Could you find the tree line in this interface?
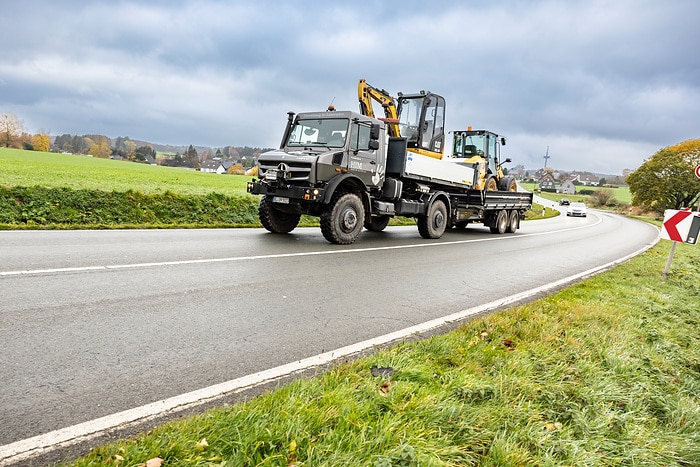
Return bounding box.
[1,112,270,170]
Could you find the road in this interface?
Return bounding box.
[0,208,659,463]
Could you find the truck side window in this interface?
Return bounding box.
[351,123,372,151]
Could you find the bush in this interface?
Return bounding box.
[0,186,261,227]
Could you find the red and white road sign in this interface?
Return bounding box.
[661,209,700,244]
[695,165,700,179]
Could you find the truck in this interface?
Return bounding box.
[246,87,532,245]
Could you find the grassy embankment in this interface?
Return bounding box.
[0,148,552,229]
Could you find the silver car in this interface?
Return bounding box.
[567,202,587,217]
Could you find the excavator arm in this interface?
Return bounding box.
[358,79,401,137]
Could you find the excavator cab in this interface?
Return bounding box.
[358,79,445,159]
[396,91,446,158]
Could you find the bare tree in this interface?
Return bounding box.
[0,113,24,148]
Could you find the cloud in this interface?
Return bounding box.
[1,0,698,174]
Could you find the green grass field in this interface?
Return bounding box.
[0,147,252,196]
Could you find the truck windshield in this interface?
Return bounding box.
[287,118,349,148]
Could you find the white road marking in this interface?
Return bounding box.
[0,224,659,465]
[0,218,603,277]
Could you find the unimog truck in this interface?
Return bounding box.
[246,106,532,244]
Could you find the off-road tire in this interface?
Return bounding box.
[364,215,391,232]
[485,176,498,191]
[418,199,447,239]
[489,209,508,234]
[499,176,517,192]
[258,196,301,233]
[320,192,365,244]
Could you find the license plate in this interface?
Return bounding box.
[265,169,278,180]
[273,196,289,204]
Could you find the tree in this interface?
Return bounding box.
[183,144,200,169]
[32,133,51,152]
[134,145,156,162]
[0,113,24,148]
[88,139,112,159]
[627,139,700,211]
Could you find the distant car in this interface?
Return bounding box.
[567,202,587,217]
[559,198,570,206]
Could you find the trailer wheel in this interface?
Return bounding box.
[365,215,391,232]
[418,199,447,239]
[259,196,301,233]
[506,210,520,233]
[489,209,508,234]
[320,192,365,244]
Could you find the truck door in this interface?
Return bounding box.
[348,121,385,187]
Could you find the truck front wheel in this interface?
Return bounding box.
[259,196,301,234]
[418,199,447,239]
[321,192,365,244]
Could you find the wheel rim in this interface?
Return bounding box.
[433,210,445,229]
[340,207,358,233]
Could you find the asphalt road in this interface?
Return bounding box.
[0,208,659,462]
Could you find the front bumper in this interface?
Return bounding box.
[247,179,325,202]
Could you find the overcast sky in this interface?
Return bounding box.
[1,1,698,174]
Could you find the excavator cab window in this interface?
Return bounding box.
[397,93,445,154]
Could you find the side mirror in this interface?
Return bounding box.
[504,158,512,163]
[501,137,506,146]
[370,123,381,140]
[368,140,380,150]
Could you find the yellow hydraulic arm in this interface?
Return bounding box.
[358,79,401,138]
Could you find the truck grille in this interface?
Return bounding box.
[259,159,313,183]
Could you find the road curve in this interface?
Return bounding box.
[0,208,659,464]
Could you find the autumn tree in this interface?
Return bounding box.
[627,139,700,211]
[0,113,24,148]
[32,133,51,152]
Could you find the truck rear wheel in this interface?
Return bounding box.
[320,192,365,244]
[418,199,447,239]
[259,196,301,233]
[506,210,520,233]
[489,209,508,234]
[365,215,391,232]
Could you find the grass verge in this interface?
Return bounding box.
[58,239,699,467]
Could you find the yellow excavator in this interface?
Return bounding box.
[358,78,445,160]
[358,79,514,191]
